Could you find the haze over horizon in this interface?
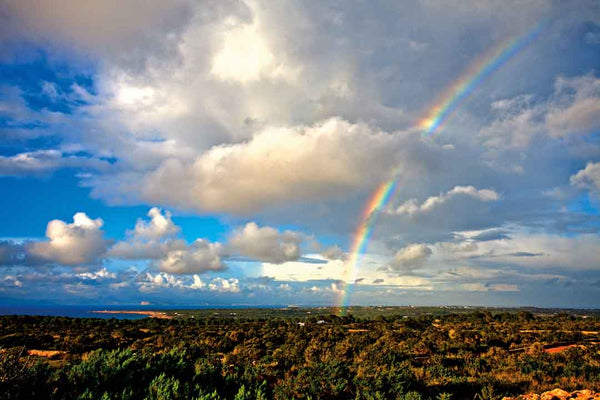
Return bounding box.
[1,0,599,308]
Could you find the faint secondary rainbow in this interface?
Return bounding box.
[336,24,544,314]
[419,23,544,136]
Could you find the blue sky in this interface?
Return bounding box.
[1,0,599,307]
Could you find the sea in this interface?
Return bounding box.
[0,305,154,319]
[0,304,283,319]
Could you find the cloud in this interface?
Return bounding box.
[137,272,239,293]
[460,283,519,292]
[470,229,511,242]
[0,241,27,266]
[482,74,600,149]
[207,277,241,293]
[127,119,424,213]
[28,213,111,266]
[392,185,500,216]
[229,222,302,263]
[464,231,600,271]
[131,207,180,240]
[211,21,297,84]
[154,239,225,274]
[570,162,600,195]
[0,150,63,175]
[320,245,347,261]
[507,252,543,257]
[2,275,23,288]
[107,207,225,274]
[5,1,589,242]
[51,208,316,273]
[109,238,187,260]
[77,267,116,281]
[278,283,292,291]
[386,244,432,275]
[377,183,505,244]
[0,150,108,176]
[441,241,478,253]
[2,0,192,70]
[2,1,600,307]
[260,255,346,282]
[137,272,186,292]
[545,75,600,138]
[108,207,186,260]
[305,281,344,295]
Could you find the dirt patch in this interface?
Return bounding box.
[544,344,586,354]
[28,349,67,359]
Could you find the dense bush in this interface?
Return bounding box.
[0,312,599,399]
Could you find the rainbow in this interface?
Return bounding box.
[336,179,397,315]
[419,23,544,135]
[336,24,543,314]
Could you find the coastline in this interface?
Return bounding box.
[92,310,173,319]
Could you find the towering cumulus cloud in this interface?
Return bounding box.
[28,213,111,266]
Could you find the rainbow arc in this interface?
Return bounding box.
[336,24,544,314]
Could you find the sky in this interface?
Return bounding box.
[1,0,599,308]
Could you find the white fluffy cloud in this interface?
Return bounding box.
[570,162,600,195]
[111,212,315,272]
[156,239,225,274]
[28,213,111,266]
[229,222,302,263]
[77,267,116,281]
[392,186,499,216]
[305,282,344,295]
[207,277,241,293]
[137,272,186,292]
[108,208,185,260]
[107,208,225,274]
[131,207,179,240]
[130,119,423,213]
[137,272,239,293]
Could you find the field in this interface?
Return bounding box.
[1,307,600,399]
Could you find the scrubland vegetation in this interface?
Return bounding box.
[1,309,599,399]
